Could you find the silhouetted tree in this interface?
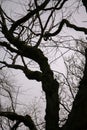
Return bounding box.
[0,0,87,130]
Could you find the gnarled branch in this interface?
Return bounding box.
[0,61,42,81]
[0,111,37,130]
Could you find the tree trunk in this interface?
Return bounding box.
[62,86,87,130]
[62,49,87,130]
[42,77,60,130]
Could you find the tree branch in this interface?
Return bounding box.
[0,61,42,81]
[44,19,87,40]
[9,0,50,33]
[11,120,21,130]
[0,111,37,130]
[0,41,20,54]
[43,0,68,11]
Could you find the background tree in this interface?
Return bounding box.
[0,69,20,130]
[0,0,87,130]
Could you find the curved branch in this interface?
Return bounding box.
[0,61,42,81]
[44,19,87,40]
[0,111,37,130]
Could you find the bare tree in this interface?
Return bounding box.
[0,0,87,130]
[0,69,19,130]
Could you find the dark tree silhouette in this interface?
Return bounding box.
[0,0,87,130]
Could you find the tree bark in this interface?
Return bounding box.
[42,75,60,130]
